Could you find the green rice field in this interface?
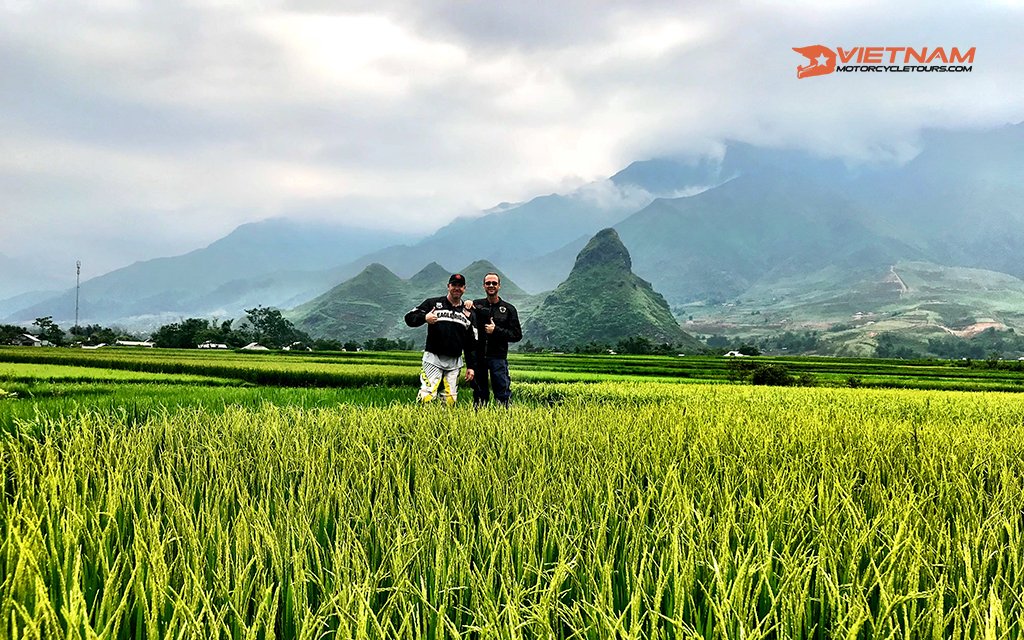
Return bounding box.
[3,346,1024,392]
[2,346,1024,638]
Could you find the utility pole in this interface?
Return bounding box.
[75,260,81,331]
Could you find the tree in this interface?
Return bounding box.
[69,323,126,346]
[32,316,64,346]
[616,335,654,355]
[363,337,413,351]
[750,364,795,386]
[153,318,216,348]
[312,338,344,351]
[199,319,247,348]
[572,340,612,354]
[705,335,730,349]
[150,317,251,349]
[875,333,920,359]
[0,324,24,345]
[737,344,761,356]
[244,306,308,349]
[516,340,544,353]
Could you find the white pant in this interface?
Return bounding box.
[417,354,461,405]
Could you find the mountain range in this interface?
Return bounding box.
[6,220,416,329]
[289,260,540,344]
[0,253,71,318]
[6,122,1024,354]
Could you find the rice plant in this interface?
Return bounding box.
[3,384,1024,638]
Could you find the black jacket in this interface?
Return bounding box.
[405,296,477,366]
[472,297,522,360]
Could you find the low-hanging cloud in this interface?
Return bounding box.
[1,0,1021,277]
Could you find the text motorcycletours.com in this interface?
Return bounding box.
[837,65,972,73]
[792,46,975,79]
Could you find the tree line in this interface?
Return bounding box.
[518,335,693,355]
[1,306,413,352]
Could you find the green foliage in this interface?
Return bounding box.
[927,328,1024,360]
[726,361,814,387]
[363,337,413,351]
[737,343,761,356]
[522,229,703,350]
[32,316,64,346]
[0,361,235,386]
[0,324,25,345]
[761,331,820,353]
[750,363,796,386]
[705,334,730,349]
[4,346,1024,392]
[152,317,245,349]
[616,335,653,354]
[516,339,545,353]
[311,338,343,351]
[613,335,681,355]
[874,332,923,359]
[707,332,820,356]
[244,305,309,348]
[0,348,421,389]
[69,323,140,346]
[570,340,610,354]
[5,386,1024,636]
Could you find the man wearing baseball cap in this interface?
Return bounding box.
[404,273,476,405]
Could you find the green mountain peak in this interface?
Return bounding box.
[409,262,450,286]
[522,228,703,350]
[291,258,538,343]
[575,228,632,273]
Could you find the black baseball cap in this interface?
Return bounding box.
[448,273,466,285]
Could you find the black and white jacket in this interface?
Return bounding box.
[405,296,477,366]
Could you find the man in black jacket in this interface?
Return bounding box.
[404,273,476,405]
[468,272,522,407]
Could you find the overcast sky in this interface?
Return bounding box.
[2,0,1021,278]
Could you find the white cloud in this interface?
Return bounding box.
[1,0,1022,277]
[574,179,655,212]
[251,12,468,98]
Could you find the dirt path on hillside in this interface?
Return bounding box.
[886,265,908,294]
[937,321,1006,338]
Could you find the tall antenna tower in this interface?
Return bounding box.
[75,260,81,330]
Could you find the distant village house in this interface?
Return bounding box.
[198,341,229,349]
[12,334,49,347]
